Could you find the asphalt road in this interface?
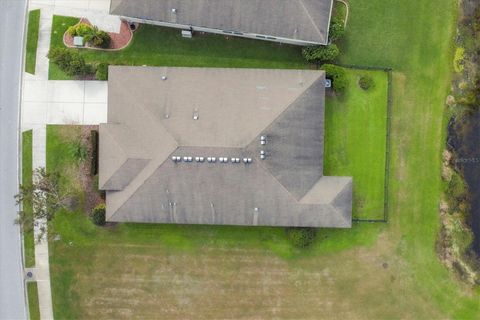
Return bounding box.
[0,0,28,319]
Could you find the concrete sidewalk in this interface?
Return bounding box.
[22,0,113,318]
[22,80,108,129]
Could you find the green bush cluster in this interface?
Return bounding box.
[302,44,339,63]
[95,63,109,80]
[358,75,375,90]
[48,48,89,76]
[328,17,345,43]
[322,64,348,93]
[286,228,317,248]
[67,23,111,48]
[90,203,106,226]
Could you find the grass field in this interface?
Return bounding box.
[46,0,480,318]
[22,130,35,267]
[48,16,308,80]
[27,282,40,320]
[325,69,388,220]
[25,10,40,74]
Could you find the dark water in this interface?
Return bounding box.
[448,111,480,255]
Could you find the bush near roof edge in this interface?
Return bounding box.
[321,64,348,93]
[90,130,99,176]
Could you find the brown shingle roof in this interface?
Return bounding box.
[100,66,352,227]
[110,0,333,44]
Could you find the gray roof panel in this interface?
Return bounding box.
[110,0,333,44]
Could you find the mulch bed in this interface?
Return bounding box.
[80,125,104,214]
[64,18,133,50]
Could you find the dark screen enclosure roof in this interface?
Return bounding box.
[110,0,334,44]
[99,66,352,228]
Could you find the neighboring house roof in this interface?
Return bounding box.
[100,66,352,227]
[110,0,333,44]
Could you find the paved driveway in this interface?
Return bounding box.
[0,0,28,319]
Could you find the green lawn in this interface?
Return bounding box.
[22,130,35,268]
[46,0,480,318]
[48,16,309,80]
[25,10,40,74]
[27,282,40,320]
[325,69,388,220]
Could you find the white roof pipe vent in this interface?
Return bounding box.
[171,8,177,13]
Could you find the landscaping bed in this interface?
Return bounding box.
[63,18,132,50]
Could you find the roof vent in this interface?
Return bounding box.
[243,158,248,163]
[247,158,252,163]
[207,157,212,162]
[188,156,193,162]
[195,157,200,162]
[211,157,216,162]
[231,158,236,163]
[171,8,177,13]
[260,150,265,155]
[193,109,199,120]
[172,156,177,162]
[183,156,188,162]
[260,154,266,160]
[199,157,204,162]
[161,76,167,80]
[260,135,267,141]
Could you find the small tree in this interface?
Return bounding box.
[322,64,348,93]
[286,228,317,248]
[328,17,345,43]
[90,204,106,226]
[302,44,340,63]
[15,168,73,233]
[48,48,89,76]
[358,75,375,90]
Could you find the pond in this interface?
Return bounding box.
[448,110,480,255]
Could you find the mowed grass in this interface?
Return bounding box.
[25,10,40,74]
[22,130,35,267]
[48,16,308,80]
[27,282,40,320]
[47,0,480,318]
[325,69,388,220]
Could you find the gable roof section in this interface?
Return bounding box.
[100,66,352,227]
[110,0,333,44]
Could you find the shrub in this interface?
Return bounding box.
[302,44,340,63]
[329,17,345,43]
[321,64,348,93]
[90,203,106,226]
[68,138,87,162]
[95,63,109,80]
[66,25,77,37]
[358,75,375,90]
[67,23,111,48]
[47,48,89,76]
[286,228,317,248]
[90,130,99,175]
[92,30,111,48]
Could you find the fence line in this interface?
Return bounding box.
[334,64,394,223]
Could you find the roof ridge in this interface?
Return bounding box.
[298,0,324,38]
[245,74,325,201]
